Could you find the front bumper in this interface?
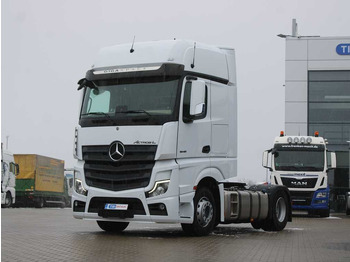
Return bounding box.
[292,188,329,210]
[72,160,194,224]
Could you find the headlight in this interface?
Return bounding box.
[146,180,170,198]
[75,178,88,196]
[316,192,327,198]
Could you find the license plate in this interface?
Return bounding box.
[104,203,128,210]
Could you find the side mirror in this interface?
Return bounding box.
[330,152,336,169]
[189,80,206,116]
[262,150,272,171]
[15,164,20,176]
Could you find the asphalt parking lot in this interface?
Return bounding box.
[1,208,350,262]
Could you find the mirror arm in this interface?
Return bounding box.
[183,116,193,124]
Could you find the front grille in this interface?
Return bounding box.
[281,177,317,189]
[290,191,314,206]
[88,197,146,215]
[83,145,157,191]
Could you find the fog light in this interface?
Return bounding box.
[293,137,299,143]
[74,178,88,196]
[300,137,306,144]
[306,137,312,144]
[146,180,170,198]
[287,137,293,143]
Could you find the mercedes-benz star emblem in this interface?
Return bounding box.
[109,141,125,161]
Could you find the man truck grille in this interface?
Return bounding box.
[290,191,314,206]
[281,177,317,189]
[82,145,157,191]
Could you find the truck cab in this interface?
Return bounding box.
[263,131,336,217]
[1,147,19,207]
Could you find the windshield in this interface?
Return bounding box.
[80,76,181,126]
[274,145,325,171]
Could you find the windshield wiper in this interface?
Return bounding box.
[81,112,116,124]
[115,110,152,117]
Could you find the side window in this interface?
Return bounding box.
[326,151,331,168]
[183,81,207,122]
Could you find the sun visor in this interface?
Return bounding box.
[86,63,184,81]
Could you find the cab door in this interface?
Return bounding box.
[177,77,211,159]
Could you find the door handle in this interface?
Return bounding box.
[202,145,210,154]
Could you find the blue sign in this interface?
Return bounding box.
[336,44,350,55]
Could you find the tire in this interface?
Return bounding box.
[318,208,330,218]
[4,192,13,208]
[261,190,288,231]
[181,187,216,236]
[97,221,129,233]
[34,197,44,208]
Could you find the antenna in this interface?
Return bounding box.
[191,42,196,68]
[292,18,298,37]
[130,36,136,53]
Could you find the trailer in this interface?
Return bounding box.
[14,154,69,208]
[72,39,292,235]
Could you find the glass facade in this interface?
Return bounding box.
[308,70,350,212]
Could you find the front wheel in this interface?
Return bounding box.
[318,208,330,218]
[97,221,129,233]
[3,192,13,208]
[181,187,216,236]
[262,191,288,231]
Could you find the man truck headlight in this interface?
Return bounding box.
[316,192,327,198]
[146,180,170,198]
[75,178,88,196]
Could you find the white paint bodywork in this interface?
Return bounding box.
[73,40,237,223]
[269,136,328,193]
[1,150,16,205]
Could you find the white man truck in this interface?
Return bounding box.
[73,39,292,235]
[1,144,19,207]
[263,132,336,217]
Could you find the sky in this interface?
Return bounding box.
[2,0,350,183]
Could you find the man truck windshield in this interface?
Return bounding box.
[80,77,180,126]
[274,148,325,171]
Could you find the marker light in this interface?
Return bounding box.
[287,137,293,144]
[293,137,299,143]
[280,131,284,137]
[314,131,319,137]
[300,137,306,144]
[306,137,312,144]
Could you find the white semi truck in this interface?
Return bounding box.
[263,132,336,217]
[73,39,292,235]
[1,144,19,207]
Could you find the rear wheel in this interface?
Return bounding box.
[34,197,44,208]
[262,191,288,231]
[97,221,129,233]
[181,187,216,236]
